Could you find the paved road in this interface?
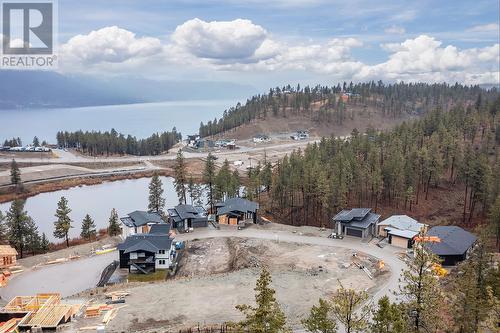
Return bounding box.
[0,252,116,299]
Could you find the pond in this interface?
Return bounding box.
[0,177,206,242]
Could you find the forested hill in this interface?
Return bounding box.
[199,82,497,138]
[245,93,500,246]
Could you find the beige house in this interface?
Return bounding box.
[377,215,427,249]
[0,245,18,269]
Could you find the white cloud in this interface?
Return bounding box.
[467,23,499,32]
[61,26,162,64]
[384,25,406,34]
[171,18,268,61]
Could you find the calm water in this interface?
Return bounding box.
[0,177,205,242]
[0,99,240,144]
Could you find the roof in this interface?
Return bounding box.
[120,211,165,227]
[216,198,259,216]
[117,234,173,253]
[349,212,380,229]
[333,208,371,222]
[0,245,17,256]
[168,205,207,223]
[149,223,171,234]
[386,227,419,239]
[378,215,426,233]
[426,226,477,256]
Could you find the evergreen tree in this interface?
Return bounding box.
[10,159,21,187]
[203,153,216,211]
[490,195,500,252]
[235,268,290,332]
[397,233,443,332]
[53,196,73,247]
[370,296,406,333]
[0,211,7,242]
[301,298,337,333]
[108,208,121,236]
[80,214,97,241]
[32,136,40,147]
[148,172,165,213]
[40,233,50,253]
[330,283,370,333]
[6,200,29,258]
[25,217,41,256]
[174,150,188,204]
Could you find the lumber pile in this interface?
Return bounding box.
[0,318,21,333]
[85,304,111,318]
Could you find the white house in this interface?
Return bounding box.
[377,215,427,248]
[253,134,271,143]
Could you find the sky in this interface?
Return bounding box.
[25,0,500,87]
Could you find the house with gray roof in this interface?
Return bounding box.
[120,210,167,238]
[332,208,380,239]
[167,204,208,232]
[425,226,477,266]
[215,197,259,225]
[117,233,176,273]
[377,215,428,248]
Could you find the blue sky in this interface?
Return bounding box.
[51,0,500,87]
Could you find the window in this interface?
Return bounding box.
[130,252,138,260]
[158,250,165,254]
[159,259,166,265]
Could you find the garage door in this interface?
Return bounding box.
[346,228,362,237]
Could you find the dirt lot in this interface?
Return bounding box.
[96,237,388,333]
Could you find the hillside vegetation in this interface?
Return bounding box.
[199,82,495,138]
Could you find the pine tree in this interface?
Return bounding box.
[301,298,337,333]
[174,150,188,204]
[203,153,216,211]
[10,159,21,187]
[40,233,50,253]
[397,233,443,332]
[148,172,165,213]
[235,267,290,332]
[33,136,40,147]
[6,199,30,258]
[25,217,41,256]
[0,211,7,242]
[370,296,406,333]
[330,283,370,333]
[490,195,500,252]
[108,208,121,236]
[81,214,97,241]
[53,196,73,247]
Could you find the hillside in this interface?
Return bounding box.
[200,82,495,139]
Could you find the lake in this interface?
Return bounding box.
[0,99,240,144]
[0,177,205,242]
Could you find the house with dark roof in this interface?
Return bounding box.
[167,204,208,232]
[215,197,259,225]
[117,233,176,273]
[377,215,428,248]
[120,210,167,238]
[332,208,380,239]
[425,226,477,266]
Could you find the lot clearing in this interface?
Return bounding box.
[100,237,389,333]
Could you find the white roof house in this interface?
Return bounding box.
[377,215,427,248]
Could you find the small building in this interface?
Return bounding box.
[253,134,271,144]
[215,198,259,225]
[332,208,380,239]
[425,226,477,266]
[167,204,208,232]
[187,134,200,148]
[117,233,176,273]
[195,139,215,149]
[0,245,17,269]
[291,130,309,140]
[120,211,167,238]
[377,215,428,248]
